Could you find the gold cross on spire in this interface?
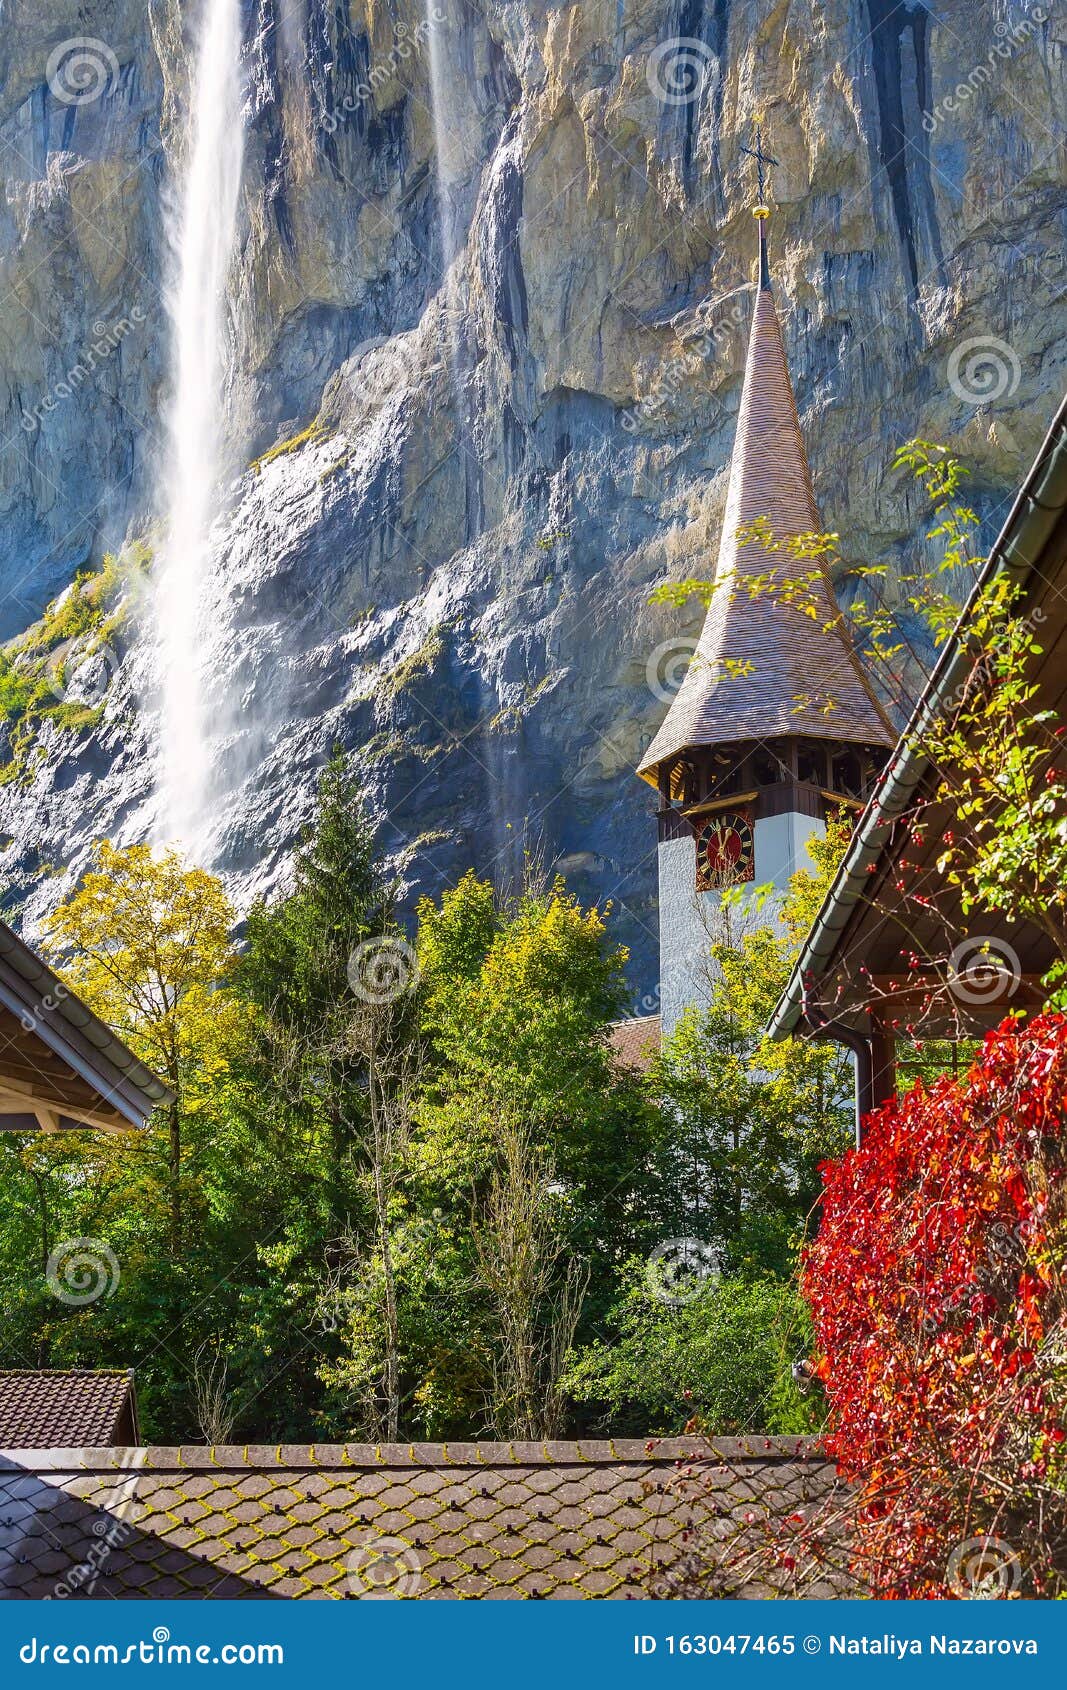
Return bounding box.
[740,116,778,288]
[739,117,778,214]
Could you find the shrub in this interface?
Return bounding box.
[565,1267,819,1436]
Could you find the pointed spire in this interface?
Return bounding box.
[638,212,891,790]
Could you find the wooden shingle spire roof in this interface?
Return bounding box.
[638,215,891,788]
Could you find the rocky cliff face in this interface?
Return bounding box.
[0,0,1063,998]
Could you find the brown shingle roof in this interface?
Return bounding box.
[607,1014,661,1071]
[639,237,890,787]
[0,1371,137,1449]
[0,1439,842,1599]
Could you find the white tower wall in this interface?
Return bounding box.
[658,809,824,1037]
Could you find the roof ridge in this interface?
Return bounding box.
[0,1367,132,1378]
[0,1436,827,1471]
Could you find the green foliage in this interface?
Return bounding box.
[917,573,1067,998]
[565,1266,820,1436]
[0,542,150,782]
[41,839,249,1255]
[568,819,852,1433]
[237,750,389,1044]
[414,870,666,1273]
[250,420,329,473]
[0,762,846,1444]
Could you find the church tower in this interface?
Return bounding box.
[637,174,892,1035]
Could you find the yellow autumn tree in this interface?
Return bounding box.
[40,840,249,1251]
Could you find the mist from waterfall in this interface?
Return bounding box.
[155,0,245,851]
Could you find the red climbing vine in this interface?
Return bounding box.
[803,1013,1067,1597]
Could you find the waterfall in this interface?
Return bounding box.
[424,3,460,274]
[155,0,245,850]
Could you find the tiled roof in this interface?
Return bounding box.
[607,1015,661,1071]
[639,235,891,786]
[0,1438,842,1600]
[0,1372,137,1450]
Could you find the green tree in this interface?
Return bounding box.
[568,819,853,1434]
[40,839,246,1252]
[225,752,421,1439]
[321,868,667,1438]
[415,870,666,1274]
[235,751,394,1226]
[565,1268,818,1435]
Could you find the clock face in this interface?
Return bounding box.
[695,810,755,890]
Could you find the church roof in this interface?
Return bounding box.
[638,222,891,788]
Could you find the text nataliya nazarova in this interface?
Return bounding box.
[829,1635,1038,1657]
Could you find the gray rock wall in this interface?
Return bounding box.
[0,0,1063,999]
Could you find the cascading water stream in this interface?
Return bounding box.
[424,3,459,277]
[155,0,245,850]
[423,0,484,539]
